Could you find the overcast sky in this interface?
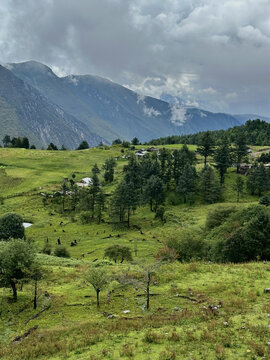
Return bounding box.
[1,0,270,116]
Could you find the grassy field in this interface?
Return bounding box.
[0,145,270,360]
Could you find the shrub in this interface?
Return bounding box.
[259,195,270,207]
[80,211,92,224]
[156,246,179,262]
[205,206,236,230]
[0,213,25,241]
[104,245,133,263]
[166,230,205,262]
[42,243,52,255]
[209,205,270,262]
[54,246,70,258]
[155,206,165,221]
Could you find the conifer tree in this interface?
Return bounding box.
[197,131,215,165]
[177,164,197,204]
[200,165,221,203]
[214,136,232,184]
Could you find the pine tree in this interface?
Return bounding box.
[103,158,116,183]
[177,164,197,204]
[200,165,221,203]
[144,175,165,211]
[96,189,106,223]
[92,163,100,175]
[214,136,232,184]
[232,129,249,173]
[233,175,244,202]
[197,131,215,165]
[89,174,100,219]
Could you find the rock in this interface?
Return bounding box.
[223,322,228,326]
[123,310,130,314]
[174,307,179,311]
[267,314,270,318]
[107,314,116,319]
[264,288,270,293]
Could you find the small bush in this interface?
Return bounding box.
[205,206,236,230]
[144,330,162,344]
[80,211,92,224]
[42,243,52,255]
[54,246,70,258]
[155,206,165,221]
[259,195,270,207]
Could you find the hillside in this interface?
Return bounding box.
[0,142,270,359]
[0,65,103,149]
[6,61,241,144]
[149,119,270,146]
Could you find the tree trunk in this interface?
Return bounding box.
[11,281,17,301]
[33,279,37,309]
[146,271,151,310]
[127,208,130,228]
[96,289,100,307]
[150,199,153,212]
[236,164,240,174]
[204,155,207,166]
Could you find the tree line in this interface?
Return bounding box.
[148,119,270,146]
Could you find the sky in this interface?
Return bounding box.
[1,0,270,116]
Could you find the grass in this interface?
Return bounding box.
[0,145,269,359]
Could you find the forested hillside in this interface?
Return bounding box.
[149,119,270,146]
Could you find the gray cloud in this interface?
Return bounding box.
[1,0,270,115]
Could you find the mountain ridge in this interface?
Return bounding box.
[1,60,267,148]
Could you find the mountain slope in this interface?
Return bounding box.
[233,114,270,124]
[0,65,103,148]
[8,61,241,143]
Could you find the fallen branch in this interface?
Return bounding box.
[25,305,51,325]
[13,325,38,343]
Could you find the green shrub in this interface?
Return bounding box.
[209,205,270,262]
[205,206,236,230]
[259,195,270,207]
[54,246,70,258]
[166,230,205,262]
[80,211,92,224]
[42,243,52,255]
[104,245,133,263]
[0,213,25,241]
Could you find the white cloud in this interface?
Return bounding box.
[170,103,187,126]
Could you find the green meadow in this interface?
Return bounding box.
[0,145,270,360]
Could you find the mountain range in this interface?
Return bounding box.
[0,60,268,148]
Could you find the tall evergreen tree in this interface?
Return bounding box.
[103,158,117,183]
[89,174,100,219]
[92,163,100,175]
[197,131,216,165]
[200,165,221,203]
[177,164,197,204]
[233,175,244,202]
[232,129,249,173]
[2,135,11,147]
[214,136,232,184]
[144,175,165,211]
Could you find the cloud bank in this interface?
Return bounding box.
[1,0,270,115]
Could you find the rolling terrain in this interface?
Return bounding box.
[0,144,270,359]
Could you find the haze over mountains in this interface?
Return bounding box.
[0,60,267,148]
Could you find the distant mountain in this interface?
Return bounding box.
[0,65,103,148]
[233,114,270,124]
[6,61,241,144]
